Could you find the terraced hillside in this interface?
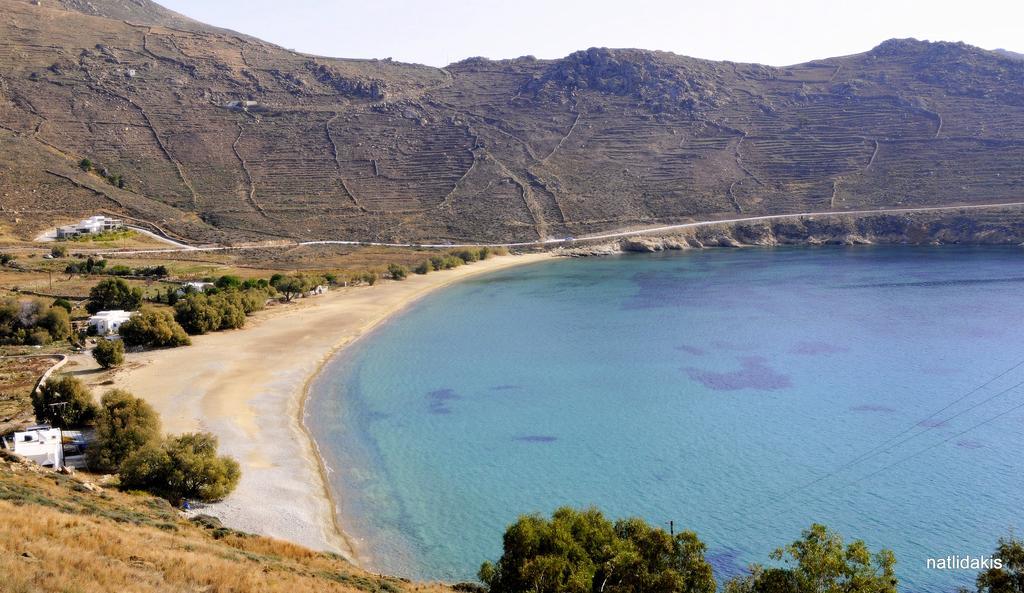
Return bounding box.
[0,0,1022,244]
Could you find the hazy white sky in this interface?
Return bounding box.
[160,0,1023,67]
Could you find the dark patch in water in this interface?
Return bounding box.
[956,440,985,449]
[850,404,896,413]
[711,340,758,352]
[838,277,1024,289]
[707,547,746,580]
[427,388,460,415]
[491,384,522,391]
[684,356,792,391]
[514,435,557,443]
[792,341,849,356]
[676,344,706,355]
[918,419,947,428]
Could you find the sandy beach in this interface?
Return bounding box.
[73,252,552,561]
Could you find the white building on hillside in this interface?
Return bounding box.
[4,426,64,468]
[89,310,134,335]
[56,215,124,239]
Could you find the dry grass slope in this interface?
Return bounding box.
[0,454,452,593]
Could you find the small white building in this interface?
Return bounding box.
[306,284,329,297]
[5,426,64,468]
[177,281,214,295]
[88,310,134,335]
[56,215,123,239]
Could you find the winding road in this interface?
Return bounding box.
[91,201,1024,256]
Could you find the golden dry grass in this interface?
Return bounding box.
[0,458,454,593]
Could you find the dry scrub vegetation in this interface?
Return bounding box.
[0,455,451,593]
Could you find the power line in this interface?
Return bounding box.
[782,357,1024,498]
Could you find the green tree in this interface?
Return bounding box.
[270,274,313,302]
[78,158,93,172]
[38,306,71,341]
[120,432,241,502]
[52,298,73,313]
[93,338,125,368]
[31,374,98,428]
[118,308,191,348]
[214,275,243,290]
[480,507,716,593]
[387,263,408,280]
[724,524,896,593]
[975,537,1024,593]
[89,389,161,473]
[87,277,143,314]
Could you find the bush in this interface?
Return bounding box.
[87,278,143,313]
[79,158,93,171]
[387,263,408,280]
[414,260,431,275]
[451,248,480,264]
[89,389,161,473]
[93,338,125,368]
[480,507,715,593]
[724,523,896,593]
[119,308,191,348]
[52,298,73,313]
[32,374,98,428]
[120,432,240,502]
[50,245,68,258]
[38,306,71,342]
[214,275,242,290]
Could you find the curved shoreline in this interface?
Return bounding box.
[93,253,553,562]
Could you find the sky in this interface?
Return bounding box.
[159,0,1024,67]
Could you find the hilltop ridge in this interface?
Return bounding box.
[0,0,1022,244]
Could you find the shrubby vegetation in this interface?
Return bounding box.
[92,338,125,368]
[270,273,324,302]
[89,389,161,473]
[174,287,269,334]
[414,260,431,275]
[118,308,191,348]
[87,277,143,313]
[724,523,896,593]
[974,536,1024,593]
[481,510,900,593]
[0,297,71,345]
[120,432,241,502]
[480,507,716,593]
[31,375,98,428]
[387,263,408,280]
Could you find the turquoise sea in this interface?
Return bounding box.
[306,247,1024,593]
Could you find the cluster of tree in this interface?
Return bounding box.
[66,258,166,278]
[174,287,269,334]
[87,277,143,314]
[416,247,506,276]
[34,376,239,502]
[118,308,191,348]
[975,537,1024,593]
[269,273,326,301]
[479,509,899,593]
[0,296,72,345]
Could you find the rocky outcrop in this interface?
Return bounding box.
[559,210,1024,256]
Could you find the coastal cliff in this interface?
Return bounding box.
[561,208,1024,255]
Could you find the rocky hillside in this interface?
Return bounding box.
[1,0,1022,244]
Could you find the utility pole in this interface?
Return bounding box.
[668,520,674,537]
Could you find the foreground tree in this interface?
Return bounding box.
[120,432,240,502]
[31,375,97,427]
[87,277,143,314]
[724,524,896,593]
[89,389,161,472]
[118,308,191,348]
[92,338,125,368]
[480,507,715,593]
[975,537,1024,593]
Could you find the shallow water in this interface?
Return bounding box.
[307,247,1024,592]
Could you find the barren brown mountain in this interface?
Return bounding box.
[1,0,1022,244]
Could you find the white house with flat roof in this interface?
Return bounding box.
[4,426,64,468]
[88,310,134,335]
[56,215,123,239]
